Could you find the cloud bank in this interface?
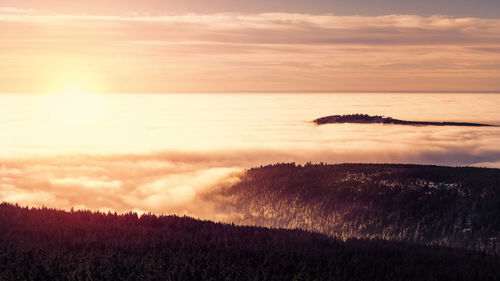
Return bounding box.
[2,140,500,218]
[1,10,499,92]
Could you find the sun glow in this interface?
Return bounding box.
[42,70,109,129]
[56,79,96,96]
[48,64,106,96]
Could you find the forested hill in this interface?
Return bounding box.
[0,203,499,281]
[211,163,500,254]
[313,114,495,127]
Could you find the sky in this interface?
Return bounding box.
[1,1,500,215]
[2,0,500,17]
[1,1,500,92]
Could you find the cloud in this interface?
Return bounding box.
[1,134,500,219]
[49,177,121,190]
[2,12,500,45]
[0,153,245,218]
[1,11,500,92]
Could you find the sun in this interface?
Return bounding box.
[57,79,94,96]
[49,66,104,96]
[43,70,109,127]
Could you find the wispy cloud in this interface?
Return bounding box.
[1,10,499,92]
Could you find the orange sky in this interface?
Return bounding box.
[1,9,500,92]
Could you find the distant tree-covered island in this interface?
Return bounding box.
[314,114,496,127]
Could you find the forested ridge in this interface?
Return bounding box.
[212,163,500,254]
[1,203,499,281]
[313,114,495,127]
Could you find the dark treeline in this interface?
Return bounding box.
[1,203,499,281]
[211,163,500,254]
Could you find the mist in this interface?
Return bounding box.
[2,93,500,217]
[2,144,500,219]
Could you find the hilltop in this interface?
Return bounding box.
[210,163,500,254]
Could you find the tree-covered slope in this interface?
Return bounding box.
[313,114,495,126]
[0,203,499,281]
[211,163,500,253]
